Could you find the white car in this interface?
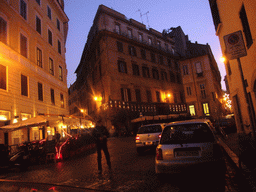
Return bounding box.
[136,123,165,154]
[155,119,225,175]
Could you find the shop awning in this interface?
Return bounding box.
[0,115,94,132]
[0,116,49,132]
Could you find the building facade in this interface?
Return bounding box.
[169,27,223,119]
[71,5,187,131]
[0,0,69,145]
[209,0,256,134]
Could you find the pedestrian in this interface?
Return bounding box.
[92,118,111,174]
[55,131,61,143]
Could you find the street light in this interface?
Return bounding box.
[220,56,226,63]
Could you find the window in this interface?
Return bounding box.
[132,63,140,76]
[209,0,221,31]
[240,5,253,48]
[20,33,27,58]
[128,45,136,56]
[212,92,216,101]
[135,89,141,102]
[38,82,43,101]
[59,66,63,81]
[165,43,168,51]
[159,55,164,65]
[170,71,176,83]
[150,52,156,63]
[127,29,132,38]
[174,61,179,71]
[200,84,206,99]
[36,16,41,34]
[48,29,52,45]
[57,18,60,31]
[0,64,6,90]
[189,105,196,116]
[138,33,143,42]
[176,73,182,84]
[148,37,152,45]
[36,0,40,5]
[152,68,159,80]
[227,61,232,75]
[161,71,167,81]
[186,87,192,96]
[141,49,146,59]
[49,57,54,75]
[58,40,61,54]
[118,60,127,73]
[121,88,131,102]
[21,74,28,96]
[115,24,120,34]
[117,41,123,52]
[183,65,189,75]
[50,88,55,104]
[156,91,161,102]
[142,66,150,78]
[203,103,210,116]
[47,6,52,20]
[146,90,152,103]
[60,93,64,108]
[0,17,7,44]
[20,0,27,20]
[36,47,42,67]
[157,40,161,48]
[195,62,203,76]
[167,58,172,68]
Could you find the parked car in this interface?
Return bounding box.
[155,119,225,176]
[214,117,237,137]
[136,123,165,154]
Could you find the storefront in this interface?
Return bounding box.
[0,115,94,146]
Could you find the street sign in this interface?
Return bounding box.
[223,30,247,60]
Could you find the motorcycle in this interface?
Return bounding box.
[0,143,30,172]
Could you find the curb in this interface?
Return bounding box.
[218,137,256,191]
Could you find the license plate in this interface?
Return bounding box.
[175,151,199,157]
[145,142,153,145]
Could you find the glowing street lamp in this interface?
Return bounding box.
[220,56,226,63]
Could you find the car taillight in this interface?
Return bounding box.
[136,136,140,140]
[158,134,161,139]
[156,148,163,160]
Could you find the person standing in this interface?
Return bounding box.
[92,119,111,174]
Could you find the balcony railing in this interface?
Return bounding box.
[101,99,187,115]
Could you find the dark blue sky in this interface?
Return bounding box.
[65,0,226,90]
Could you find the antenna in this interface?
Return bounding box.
[142,11,150,28]
[136,9,143,24]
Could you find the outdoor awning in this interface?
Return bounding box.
[0,116,49,132]
[0,115,94,132]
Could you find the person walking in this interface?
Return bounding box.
[92,119,111,174]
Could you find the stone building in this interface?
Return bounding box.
[209,0,256,134]
[71,5,187,131]
[169,26,224,119]
[0,0,69,145]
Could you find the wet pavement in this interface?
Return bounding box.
[0,136,250,192]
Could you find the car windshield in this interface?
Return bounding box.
[137,125,162,134]
[160,123,215,144]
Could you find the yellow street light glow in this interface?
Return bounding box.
[167,94,171,98]
[220,56,226,63]
[94,97,98,101]
[80,109,84,113]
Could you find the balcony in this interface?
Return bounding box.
[102,99,187,116]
